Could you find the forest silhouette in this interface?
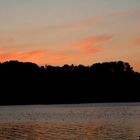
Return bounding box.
[0,60,140,105]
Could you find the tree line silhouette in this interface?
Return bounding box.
[0,60,140,105]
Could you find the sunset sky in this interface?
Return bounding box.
[0,0,140,71]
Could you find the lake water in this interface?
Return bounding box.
[0,103,140,140]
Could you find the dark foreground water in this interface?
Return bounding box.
[0,103,140,140]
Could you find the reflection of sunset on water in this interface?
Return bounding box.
[0,103,140,139]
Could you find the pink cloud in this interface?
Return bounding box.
[45,55,72,65]
[77,35,112,52]
[79,36,112,55]
[133,38,140,46]
[59,35,112,55]
[0,50,46,64]
[0,35,112,65]
[0,49,71,65]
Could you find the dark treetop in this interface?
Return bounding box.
[0,60,140,105]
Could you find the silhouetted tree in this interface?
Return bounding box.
[0,60,139,105]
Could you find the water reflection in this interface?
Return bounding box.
[0,121,139,140]
[0,103,140,140]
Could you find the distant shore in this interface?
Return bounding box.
[0,60,139,105]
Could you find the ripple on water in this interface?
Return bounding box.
[0,103,139,139]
